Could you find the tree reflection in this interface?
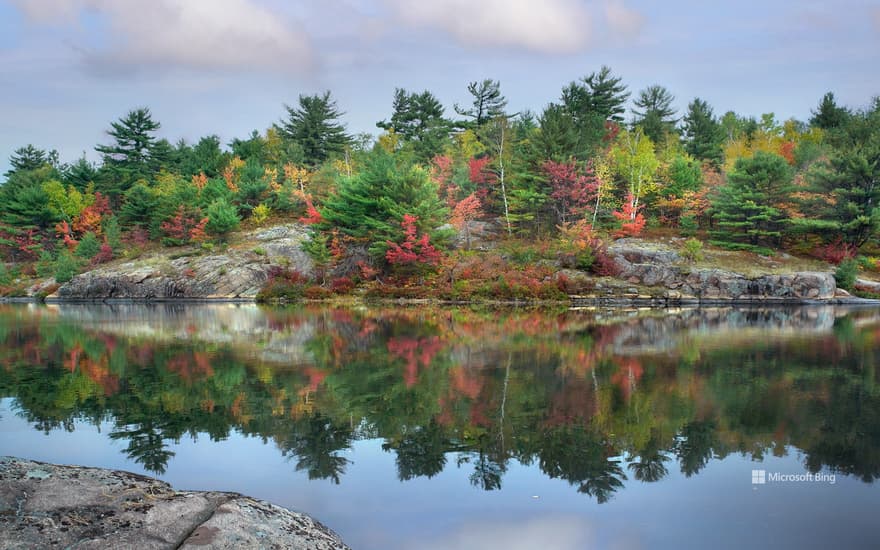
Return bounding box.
[1,305,879,500]
[278,413,352,484]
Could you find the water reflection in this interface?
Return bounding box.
[1,303,879,504]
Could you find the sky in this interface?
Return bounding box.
[1,0,878,174]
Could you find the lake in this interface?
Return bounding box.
[1,303,879,549]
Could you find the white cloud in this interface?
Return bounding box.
[11,0,313,74]
[382,0,593,54]
[413,516,595,550]
[604,0,644,37]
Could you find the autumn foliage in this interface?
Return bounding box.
[385,214,442,269]
[161,206,209,245]
[613,193,647,237]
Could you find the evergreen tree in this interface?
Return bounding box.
[205,199,240,236]
[182,135,227,178]
[562,65,630,123]
[5,145,53,178]
[319,150,447,257]
[802,107,880,247]
[75,232,101,260]
[681,98,724,164]
[119,182,158,229]
[377,89,452,164]
[710,152,795,253]
[95,108,162,199]
[0,166,59,229]
[230,131,269,164]
[810,92,850,131]
[632,85,678,144]
[277,91,350,167]
[454,79,508,127]
[62,155,99,191]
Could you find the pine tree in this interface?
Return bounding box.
[802,106,880,247]
[632,85,677,143]
[319,150,447,257]
[681,98,724,165]
[5,145,53,178]
[810,92,850,131]
[562,65,630,124]
[95,108,162,199]
[377,89,452,164]
[63,155,99,191]
[278,91,350,167]
[455,79,508,127]
[710,152,795,253]
[205,199,240,236]
[119,182,158,229]
[0,166,58,229]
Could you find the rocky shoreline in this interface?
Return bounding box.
[6,225,878,306]
[0,457,349,550]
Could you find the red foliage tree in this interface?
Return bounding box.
[161,206,209,245]
[386,214,442,268]
[543,160,599,224]
[299,195,323,225]
[55,221,78,251]
[73,192,112,235]
[778,141,796,165]
[92,242,114,264]
[450,193,483,249]
[431,155,458,207]
[612,193,647,237]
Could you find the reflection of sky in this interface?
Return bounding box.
[2,398,877,550]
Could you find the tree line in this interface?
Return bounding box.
[1,68,878,286]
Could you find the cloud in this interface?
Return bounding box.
[11,0,313,74]
[413,516,595,550]
[604,0,644,37]
[382,0,592,54]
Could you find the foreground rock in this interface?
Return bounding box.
[607,239,836,302]
[0,457,349,550]
[54,224,313,301]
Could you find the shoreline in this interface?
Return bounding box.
[0,294,876,307]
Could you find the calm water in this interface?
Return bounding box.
[1,303,879,549]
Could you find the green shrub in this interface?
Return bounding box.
[681,238,704,262]
[835,258,858,291]
[54,250,82,283]
[103,215,123,252]
[35,251,55,279]
[206,199,240,236]
[679,213,698,237]
[75,232,101,260]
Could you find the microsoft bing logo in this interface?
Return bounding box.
[752,469,766,484]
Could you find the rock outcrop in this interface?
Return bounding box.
[54,224,313,301]
[0,456,349,550]
[607,238,836,302]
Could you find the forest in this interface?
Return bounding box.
[1,67,878,298]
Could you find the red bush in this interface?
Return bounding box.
[330,276,355,294]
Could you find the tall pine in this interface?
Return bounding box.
[710,151,794,253]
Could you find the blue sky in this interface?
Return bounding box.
[1,0,878,174]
